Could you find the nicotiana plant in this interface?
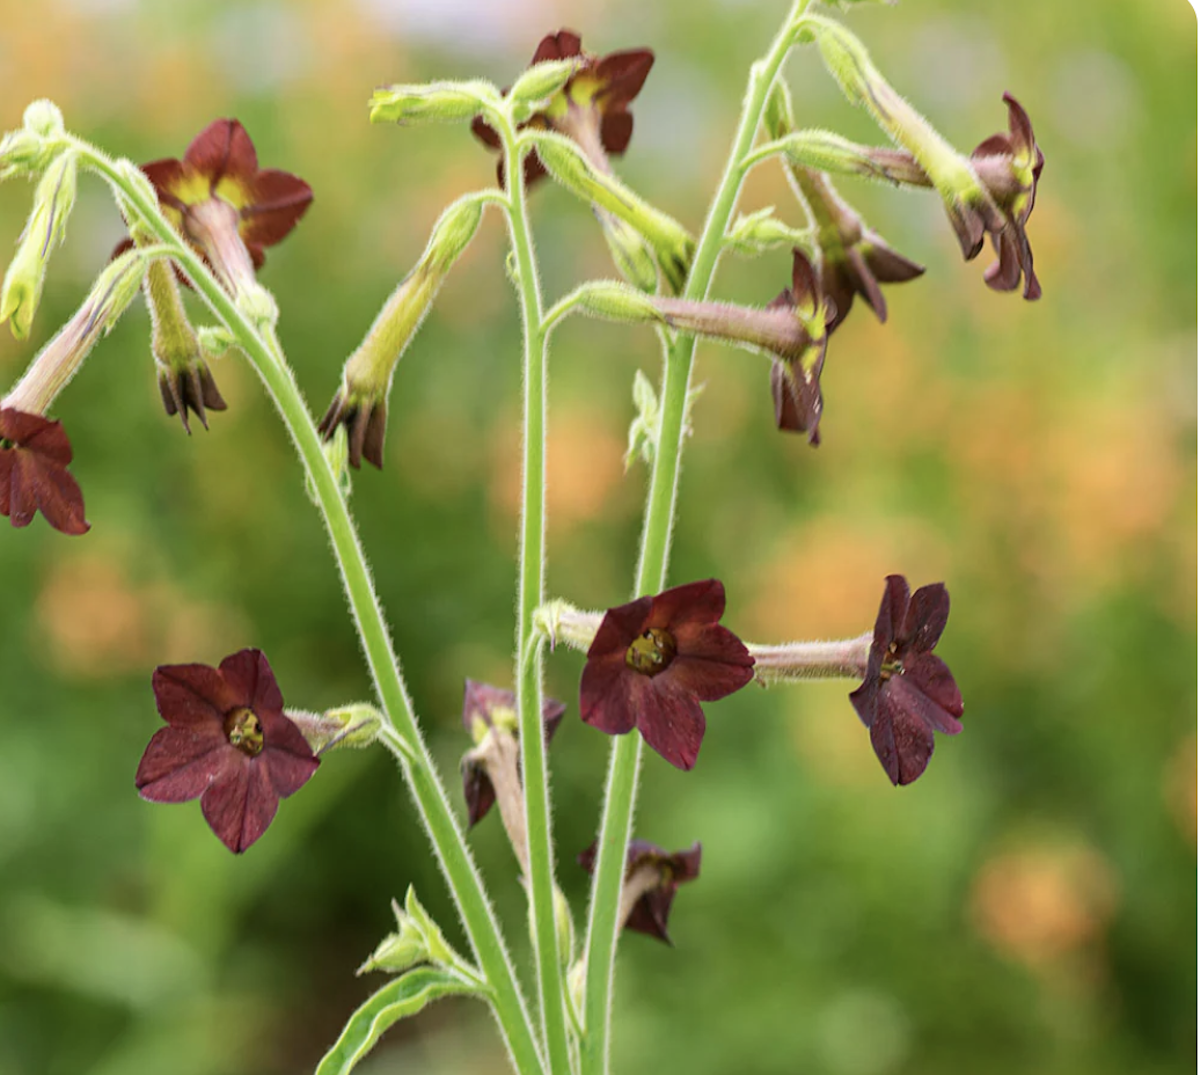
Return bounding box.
[0,1,1042,1071]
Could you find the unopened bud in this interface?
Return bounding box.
[531,132,695,293]
[369,80,498,125]
[508,58,579,107]
[236,280,279,330]
[421,193,486,275]
[598,211,659,293]
[403,887,458,968]
[625,367,660,470]
[1,150,78,338]
[23,99,64,139]
[533,599,603,653]
[725,206,813,257]
[196,324,237,359]
[554,884,575,969]
[573,280,664,325]
[357,898,430,975]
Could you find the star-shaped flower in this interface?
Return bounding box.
[968,93,1044,300]
[849,575,964,786]
[0,407,88,534]
[580,579,754,770]
[135,648,319,853]
[472,29,654,187]
[460,679,566,828]
[578,838,702,944]
[138,118,312,294]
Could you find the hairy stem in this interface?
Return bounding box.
[580,4,811,1073]
[496,114,574,1075]
[77,143,546,1075]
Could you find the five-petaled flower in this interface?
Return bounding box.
[968,93,1043,300]
[580,579,754,770]
[472,29,654,187]
[137,118,312,295]
[0,407,88,534]
[849,575,964,786]
[460,678,566,829]
[135,648,319,853]
[578,838,702,944]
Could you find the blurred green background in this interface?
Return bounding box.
[0,0,1194,1073]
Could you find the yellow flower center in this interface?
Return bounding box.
[225,707,265,757]
[625,627,677,677]
[879,641,903,681]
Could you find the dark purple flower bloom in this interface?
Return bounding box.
[460,679,566,828]
[578,838,702,945]
[767,249,831,445]
[580,579,754,771]
[472,29,654,187]
[135,648,319,853]
[849,576,963,786]
[969,93,1044,300]
[0,407,88,535]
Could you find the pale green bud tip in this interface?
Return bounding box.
[726,207,811,256]
[600,213,659,294]
[574,281,664,325]
[403,887,456,967]
[23,100,64,138]
[196,325,237,359]
[0,275,40,340]
[508,57,579,106]
[369,80,497,125]
[424,196,485,274]
[237,282,279,329]
[287,704,383,754]
[357,907,428,975]
[86,249,148,334]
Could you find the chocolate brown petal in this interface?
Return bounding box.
[580,650,641,735]
[635,680,706,771]
[869,697,934,786]
[219,648,284,716]
[649,578,726,632]
[185,118,259,187]
[902,653,964,728]
[141,158,191,204]
[625,888,675,943]
[863,238,925,285]
[470,115,502,150]
[462,758,497,827]
[21,452,89,535]
[240,169,313,249]
[983,228,1022,293]
[532,29,583,64]
[1001,92,1037,162]
[200,756,277,853]
[261,724,321,797]
[362,399,387,470]
[135,725,231,801]
[667,644,755,702]
[845,245,887,323]
[599,110,634,156]
[594,49,655,109]
[152,662,237,726]
[902,581,950,654]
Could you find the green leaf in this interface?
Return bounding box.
[315,967,484,1075]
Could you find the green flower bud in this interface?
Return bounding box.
[572,281,665,325]
[369,80,499,126]
[625,367,660,470]
[357,898,430,976]
[1,150,78,338]
[725,206,813,257]
[508,58,579,108]
[422,193,486,275]
[598,211,659,293]
[23,99,64,139]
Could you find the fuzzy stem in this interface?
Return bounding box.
[579,5,811,1073]
[75,142,546,1075]
[748,633,872,683]
[495,113,574,1075]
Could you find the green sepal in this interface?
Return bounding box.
[724,206,814,257]
[508,58,579,110]
[315,967,485,1075]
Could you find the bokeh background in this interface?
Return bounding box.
[0,0,1195,1073]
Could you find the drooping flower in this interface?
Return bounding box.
[798,169,925,332]
[135,648,319,853]
[471,30,654,187]
[0,407,88,534]
[968,93,1044,300]
[460,679,566,829]
[136,119,312,295]
[578,838,702,944]
[580,579,754,770]
[849,575,963,786]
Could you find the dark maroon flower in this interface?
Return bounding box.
[580,579,754,770]
[134,119,312,293]
[460,679,566,828]
[849,576,963,786]
[135,648,319,853]
[472,29,654,187]
[968,93,1043,300]
[578,838,702,945]
[0,407,88,535]
[799,169,925,332]
[766,249,832,445]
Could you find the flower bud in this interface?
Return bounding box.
[422,193,486,275]
[369,80,498,125]
[725,206,813,257]
[23,99,64,139]
[1,151,78,338]
[531,132,694,293]
[572,281,664,325]
[598,211,659,294]
[508,58,579,107]
[625,368,660,470]
[357,898,430,976]
[288,703,383,755]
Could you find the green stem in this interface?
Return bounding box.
[578,6,810,1073]
[77,143,546,1075]
[496,113,574,1075]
